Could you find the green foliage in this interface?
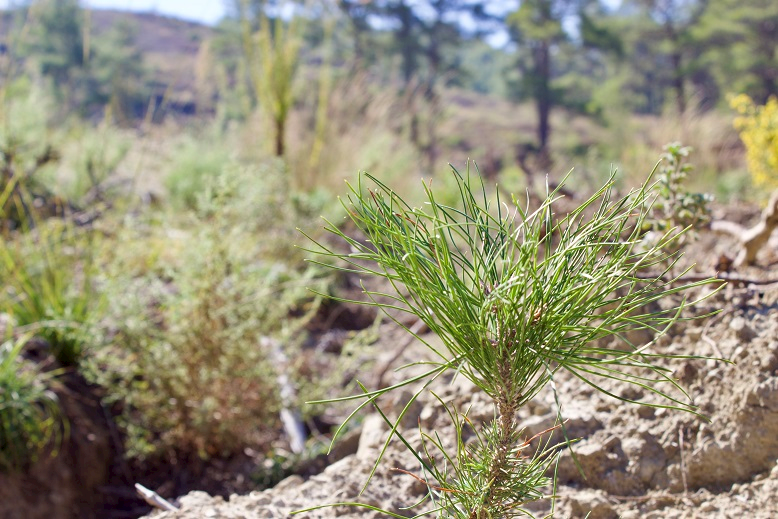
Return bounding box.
[62,121,130,205]
[164,137,233,210]
[86,162,331,461]
[0,332,64,472]
[0,62,131,215]
[457,41,514,97]
[302,165,719,517]
[0,59,103,369]
[87,230,285,460]
[24,0,84,86]
[412,399,559,518]
[11,0,149,120]
[85,18,148,120]
[694,0,778,105]
[0,195,101,366]
[240,1,302,157]
[645,143,713,244]
[0,79,59,208]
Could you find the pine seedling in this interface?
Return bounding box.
[299,165,719,517]
[645,142,713,251]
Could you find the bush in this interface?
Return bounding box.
[164,137,233,210]
[731,94,778,191]
[87,243,285,460]
[0,207,101,367]
[643,142,713,257]
[86,162,331,461]
[0,332,63,472]
[60,121,130,205]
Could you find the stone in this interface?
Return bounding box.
[730,316,757,341]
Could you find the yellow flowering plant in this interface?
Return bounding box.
[730,94,778,190]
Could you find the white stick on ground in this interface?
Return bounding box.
[262,336,307,454]
[135,483,179,511]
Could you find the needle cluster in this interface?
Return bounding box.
[299,165,719,518]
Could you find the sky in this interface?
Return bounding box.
[0,0,228,25]
[0,0,623,36]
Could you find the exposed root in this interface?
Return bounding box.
[712,189,778,266]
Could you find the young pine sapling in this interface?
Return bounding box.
[300,166,719,518]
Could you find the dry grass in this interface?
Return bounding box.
[608,108,747,198]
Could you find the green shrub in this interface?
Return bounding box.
[86,162,331,461]
[61,121,130,205]
[646,143,713,238]
[301,165,719,517]
[0,202,101,367]
[164,137,233,210]
[87,243,285,460]
[0,80,55,193]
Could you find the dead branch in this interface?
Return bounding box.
[636,272,778,288]
[711,189,778,266]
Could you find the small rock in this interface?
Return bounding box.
[178,491,222,509]
[730,317,756,341]
[328,427,361,462]
[273,475,303,492]
[418,405,437,428]
[563,489,618,519]
[637,406,655,419]
[389,389,425,428]
[686,327,702,342]
[674,362,698,383]
[357,414,386,460]
[699,502,719,513]
[745,378,778,410]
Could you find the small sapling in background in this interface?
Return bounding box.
[644,142,713,253]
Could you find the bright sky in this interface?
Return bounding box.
[0,0,623,32]
[0,0,228,25]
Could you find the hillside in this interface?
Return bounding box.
[0,9,213,103]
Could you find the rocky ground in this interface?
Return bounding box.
[139,222,778,519]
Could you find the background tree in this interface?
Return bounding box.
[335,0,375,68]
[236,0,302,158]
[621,0,709,114]
[23,0,85,111]
[85,19,146,122]
[507,0,580,166]
[693,0,778,105]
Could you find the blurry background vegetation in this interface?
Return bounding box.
[0,0,776,506]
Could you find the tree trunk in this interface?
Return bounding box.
[671,50,686,114]
[398,1,416,86]
[274,117,284,157]
[534,40,552,162]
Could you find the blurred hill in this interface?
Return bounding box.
[89,10,212,97]
[0,9,213,112]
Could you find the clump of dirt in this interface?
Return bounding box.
[0,371,115,519]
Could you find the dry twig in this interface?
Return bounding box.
[711,189,778,266]
[135,483,179,512]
